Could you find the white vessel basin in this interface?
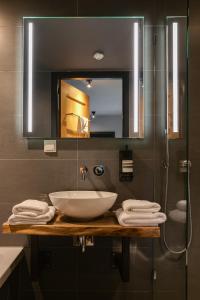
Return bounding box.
[49,191,118,220]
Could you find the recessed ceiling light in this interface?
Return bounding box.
[93,51,104,61]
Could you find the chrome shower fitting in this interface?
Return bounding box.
[93,165,105,176]
[179,160,192,173]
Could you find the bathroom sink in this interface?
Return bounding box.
[49,191,118,220]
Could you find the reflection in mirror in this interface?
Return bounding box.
[61,78,123,138]
[23,17,144,139]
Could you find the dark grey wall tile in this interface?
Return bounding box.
[130,246,153,290]
[189,71,200,116]
[161,0,187,17]
[154,241,186,291]
[189,159,200,204]
[0,71,23,116]
[0,26,22,71]
[189,117,200,159]
[78,0,156,23]
[78,132,154,160]
[0,159,77,205]
[189,25,200,69]
[41,291,75,300]
[155,290,186,300]
[188,247,200,300]
[0,0,76,26]
[78,291,152,300]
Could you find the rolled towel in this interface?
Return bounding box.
[122,199,161,213]
[8,206,56,225]
[115,208,167,227]
[176,200,187,212]
[12,200,49,217]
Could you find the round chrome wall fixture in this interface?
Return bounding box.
[93,165,105,176]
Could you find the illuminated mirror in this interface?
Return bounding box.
[166,17,187,139]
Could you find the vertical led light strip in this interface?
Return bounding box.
[28,22,33,133]
[133,22,139,134]
[172,22,179,133]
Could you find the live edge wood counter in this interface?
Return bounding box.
[2,212,160,238]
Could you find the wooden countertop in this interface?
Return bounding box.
[2,212,160,238]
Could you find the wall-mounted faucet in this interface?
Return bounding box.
[80,166,88,180]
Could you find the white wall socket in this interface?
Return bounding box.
[44,140,57,153]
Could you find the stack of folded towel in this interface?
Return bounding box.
[8,200,56,225]
[115,199,167,226]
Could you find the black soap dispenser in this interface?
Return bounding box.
[119,145,134,182]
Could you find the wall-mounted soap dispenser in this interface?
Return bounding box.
[119,145,134,182]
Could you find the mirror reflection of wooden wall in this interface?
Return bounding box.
[60,80,90,138]
[167,81,182,139]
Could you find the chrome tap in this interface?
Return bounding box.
[80,166,88,180]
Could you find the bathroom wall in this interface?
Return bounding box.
[188,0,200,299]
[0,0,193,300]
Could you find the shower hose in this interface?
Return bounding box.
[163,131,192,254]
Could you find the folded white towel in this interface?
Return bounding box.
[122,199,161,213]
[115,208,167,227]
[8,206,56,225]
[12,200,49,217]
[78,116,89,134]
[169,209,186,224]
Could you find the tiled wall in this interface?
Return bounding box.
[188,0,200,300]
[0,0,194,299]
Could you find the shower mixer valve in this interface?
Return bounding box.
[179,160,192,173]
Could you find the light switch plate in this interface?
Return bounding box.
[44,140,57,153]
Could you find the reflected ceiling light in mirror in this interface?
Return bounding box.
[86,79,92,88]
[91,111,96,120]
[133,22,139,134]
[27,22,33,133]
[172,22,179,133]
[93,51,104,61]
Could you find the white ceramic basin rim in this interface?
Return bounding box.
[49,191,118,220]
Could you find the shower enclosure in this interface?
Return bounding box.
[154,8,191,300]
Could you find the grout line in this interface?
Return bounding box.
[0,158,78,161]
[0,158,155,162]
[0,157,155,162]
[76,0,79,17]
